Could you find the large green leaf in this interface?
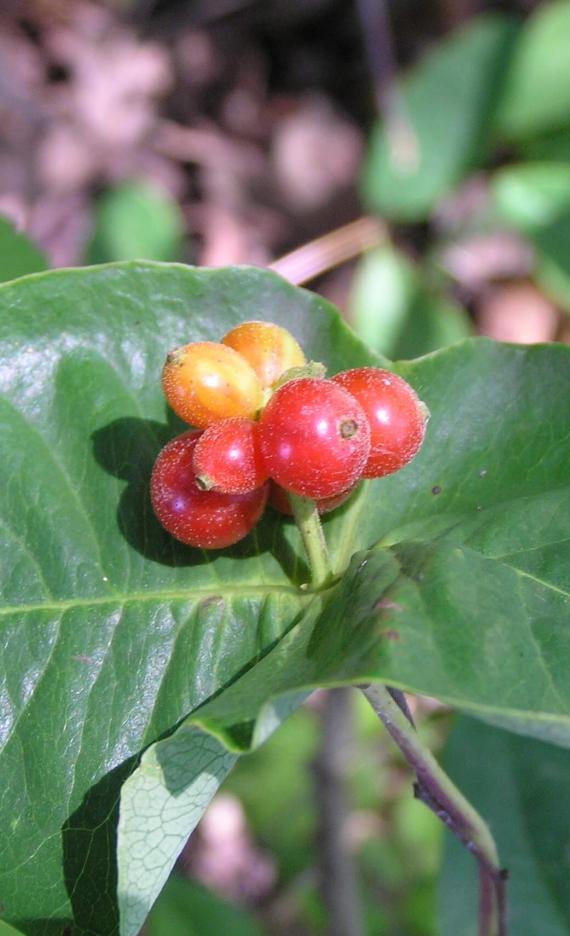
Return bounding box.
[361,16,518,221]
[495,0,570,142]
[1,263,570,933]
[0,216,47,283]
[0,262,380,935]
[440,717,570,935]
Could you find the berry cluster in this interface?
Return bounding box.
[151,321,428,549]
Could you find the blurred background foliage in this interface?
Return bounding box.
[2,0,570,933]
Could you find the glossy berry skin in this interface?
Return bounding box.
[222,321,306,388]
[332,368,427,478]
[259,378,371,499]
[151,431,269,549]
[193,417,269,494]
[162,341,263,429]
[269,481,358,516]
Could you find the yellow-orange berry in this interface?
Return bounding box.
[162,341,263,429]
[222,321,306,388]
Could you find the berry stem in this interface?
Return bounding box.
[289,493,333,588]
[361,684,506,936]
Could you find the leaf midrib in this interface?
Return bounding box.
[0,584,310,619]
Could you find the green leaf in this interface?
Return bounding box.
[495,0,570,141]
[361,16,518,221]
[440,717,570,935]
[0,262,380,934]
[86,182,185,264]
[521,213,570,313]
[519,127,570,163]
[490,164,570,311]
[534,216,570,312]
[146,875,264,936]
[492,162,570,230]
[349,246,471,358]
[0,922,26,936]
[118,332,570,931]
[118,727,236,936]
[2,262,570,933]
[0,216,47,283]
[225,704,319,879]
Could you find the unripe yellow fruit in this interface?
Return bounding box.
[222,321,306,388]
[162,341,263,428]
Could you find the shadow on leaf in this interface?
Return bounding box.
[91,416,308,584]
[61,756,138,936]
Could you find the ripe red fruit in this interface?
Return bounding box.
[269,482,358,516]
[193,417,269,494]
[259,378,370,499]
[151,431,269,549]
[332,368,427,478]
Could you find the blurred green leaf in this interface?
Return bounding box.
[489,163,570,313]
[441,717,570,936]
[362,16,518,221]
[0,217,47,283]
[532,213,570,313]
[519,127,570,162]
[0,922,26,936]
[226,705,319,880]
[492,162,570,230]
[495,0,570,141]
[349,246,471,358]
[86,181,184,263]
[147,874,264,936]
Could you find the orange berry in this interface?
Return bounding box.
[222,321,306,388]
[162,341,263,429]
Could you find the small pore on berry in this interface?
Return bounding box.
[339,418,358,439]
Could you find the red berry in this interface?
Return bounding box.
[332,368,427,478]
[151,431,269,549]
[259,378,370,499]
[269,481,358,516]
[193,417,268,494]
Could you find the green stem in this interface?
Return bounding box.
[289,493,333,588]
[362,684,506,936]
